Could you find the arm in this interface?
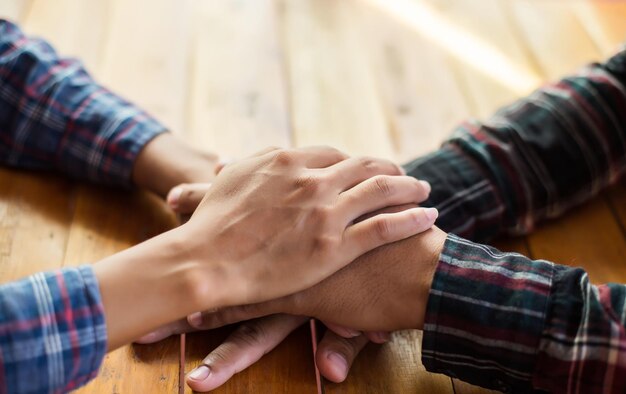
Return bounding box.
[0,20,217,196]
[0,147,435,393]
[405,46,626,243]
[173,48,626,391]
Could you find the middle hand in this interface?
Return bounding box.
[178,146,437,309]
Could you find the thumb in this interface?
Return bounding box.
[188,298,292,330]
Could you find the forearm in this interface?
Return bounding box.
[405,47,626,243]
[92,228,224,350]
[132,133,218,197]
[422,234,626,393]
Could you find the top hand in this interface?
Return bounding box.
[177,146,438,308]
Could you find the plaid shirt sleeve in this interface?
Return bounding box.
[0,19,167,186]
[404,47,626,393]
[0,266,107,394]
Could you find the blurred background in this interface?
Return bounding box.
[2,0,624,163]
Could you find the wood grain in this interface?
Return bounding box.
[99,0,192,134]
[0,0,31,22]
[186,0,291,156]
[1,1,626,393]
[182,2,317,393]
[280,0,393,159]
[21,0,109,73]
[0,169,74,283]
[351,0,470,162]
[64,186,181,393]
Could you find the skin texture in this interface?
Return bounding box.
[132,133,220,197]
[138,182,444,391]
[95,145,438,351]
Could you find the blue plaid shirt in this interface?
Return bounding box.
[0,20,165,393]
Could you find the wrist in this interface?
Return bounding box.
[93,228,222,349]
[132,133,218,197]
[413,226,447,330]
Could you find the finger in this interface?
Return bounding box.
[215,158,234,175]
[315,330,369,383]
[345,207,438,257]
[323,156,406,191]
[323,321,361,338]
[186,315,307,392]
[134,318,195,344]
[354,203,417,223]
[187,301,282,330]
[364,331,391,344]
[295,145,349,168]
[166,183,212,213]
[338,176,431,225]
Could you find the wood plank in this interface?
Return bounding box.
[0,0,31,23]
[607,185,626,234]
[21,0,109,73]
[98,0,192,134]
[64,186,182,393]
[185,324,317,394]
[574,1,626,57]
[426,0,542,118]
[184,2,316,393]
[351,0,471,162]
[323,330,453,394]
[0,169,75,283]
[528,197,626,284]
[280,0,393,158]
[186,0,291,156]
[507,1,602,79]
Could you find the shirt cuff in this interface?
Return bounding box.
[0,265,107,393]
[421,233,555,393]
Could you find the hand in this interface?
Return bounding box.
[177,226,446,390]
[197,225,447,331]
[139,185,438,391]
[173,146,437,308]
[95,146,436,350]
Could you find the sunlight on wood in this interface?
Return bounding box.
[360,0,542,95]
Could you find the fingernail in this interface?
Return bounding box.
[136,332,156,343]
[188,365,210,381]
[344,328,361,338]
[419,180,431,194]
[188,312,203,327]
[167,186,183,209]
[424,207,439,221]
[327,352,348,380]
[398,165,406,175]
[380,332,391,341]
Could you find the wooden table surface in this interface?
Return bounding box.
[1,1,625,393]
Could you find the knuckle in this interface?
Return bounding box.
[327,336,359,359]
[311,234,337,255]
[324,146,349,160]
[231,322,266,346]
[358,156,378,171]
[270,149,295,166]
[373,176,394,197]
[295,174,323,195]
[374,218,393,241]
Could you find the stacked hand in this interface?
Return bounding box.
[136,156,446,392]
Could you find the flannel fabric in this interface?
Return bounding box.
[0,20,165,393]
[405,47,626,393]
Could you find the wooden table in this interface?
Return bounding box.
[1,1,625,393]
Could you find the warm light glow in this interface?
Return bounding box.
[361,0,542,94]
